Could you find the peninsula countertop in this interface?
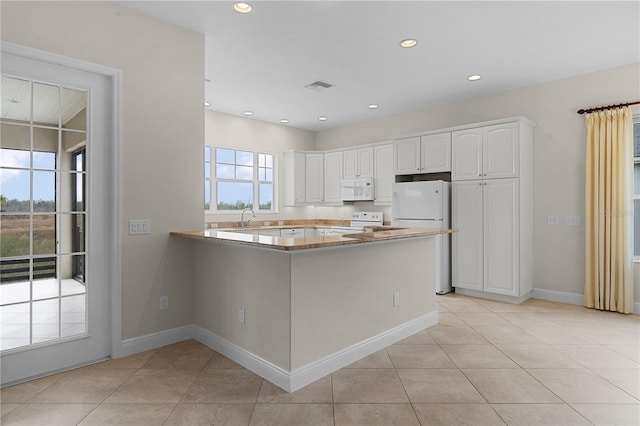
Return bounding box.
[170,226,455,251]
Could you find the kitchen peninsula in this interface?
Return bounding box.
[172,225,452,391]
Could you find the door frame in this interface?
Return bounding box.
[1,41,122,382]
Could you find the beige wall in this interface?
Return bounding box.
[204,110,315,222]
[2,1,205,339]
[315,63,640,303]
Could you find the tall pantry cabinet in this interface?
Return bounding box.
[451,118,535,303]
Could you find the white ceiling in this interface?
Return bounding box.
[121,1,639,131]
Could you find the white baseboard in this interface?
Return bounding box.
[194,311,439,392]
[532,288,640,315]
[119,324,194,358]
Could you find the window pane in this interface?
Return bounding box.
[205,180,211,210]
[33,170,55,212]
[1,148,30,168]
[60,213,84,254]
[634,122,640,158]
[0,303,30,350]
[33,151,56,170]
[236,150,253,166]
[236,165,253,180]
[32,298,59,344]
[266,168,273,182]
[635,199,640,258]
[216,164,234,179]
[33,83,59,127]
[635,163,640,195]
[217,181,253,210]
[259,168,265,182]
[0,215,30,257]
[61,130,85,157]
[259,183,273,210]
[205,146,211,163]
[60,254,84,281]
[216,148,235,164]
[61,88,87,131]
[0,169,30,212]
[33,214,55,255]
[61,294,86,338]
[258,153,265,167]
[1,76,31,123]
[265,154,273,168]
[204,163,211,179]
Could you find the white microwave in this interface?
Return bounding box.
[341,177,374,201]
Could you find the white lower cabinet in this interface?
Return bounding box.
[453,178,530,301]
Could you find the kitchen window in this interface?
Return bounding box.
[205,146,276,212]
[634,117,640,260]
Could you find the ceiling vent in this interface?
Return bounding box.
[305,80,333,92]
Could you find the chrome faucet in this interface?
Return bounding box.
[240,208,256,228]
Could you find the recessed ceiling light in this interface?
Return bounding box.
[280,119,289,124]
[234,2,252,13]
[400,39,417,48]
[318,116,328,121]
[204,101,211,107]
[368,104,379,109]
[243,111,254,116]
[467,74,482,81]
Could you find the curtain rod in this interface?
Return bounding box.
[577,100,640,115]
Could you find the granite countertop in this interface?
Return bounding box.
[171,226,454,251]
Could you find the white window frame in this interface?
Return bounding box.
[205,145,278,214]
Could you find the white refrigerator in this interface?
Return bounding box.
[391,180,452,294]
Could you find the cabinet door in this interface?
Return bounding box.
[373,144,393,205]
[357,147,374,177]
[283,151,306,206]
[483,122,518,179]
[452,128,482,181]
[305,153,324,203]
[421,132,451,173]
[394,136,421,175]
[452,181,483,291]
[343,149,358,179]
[483,179,519,296]
[324,151,343,203]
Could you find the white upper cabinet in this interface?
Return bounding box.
[343,146,374,178]
[422,133,452,172]
[373,144,393,205]
[452,122,518,181]
[283,151,306,206]
[483,122,518,179]
[305,153,324,203]
[324,151,343,204]
[451,128,482,180]
[394,136,421,175]
[394,132,451,175]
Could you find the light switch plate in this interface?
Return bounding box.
[566,216,582,226]
[547,216,560,225]
[129,220,151,235]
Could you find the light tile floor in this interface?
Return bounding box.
[1,293,639,425]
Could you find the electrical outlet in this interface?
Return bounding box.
[393,292,400,307]
[159,296,168,310]
[239,307,245,324]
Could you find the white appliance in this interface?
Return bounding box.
[341,177,374,201]
[350,211,383,228]
[392,180,451,294]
